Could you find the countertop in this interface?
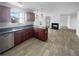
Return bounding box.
[0,22,33,35]
[33,25,47,29]
[0,22,33,29]
[0,22,48,35]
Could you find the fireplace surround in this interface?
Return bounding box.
[51,23,59,30]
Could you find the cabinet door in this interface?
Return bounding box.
[38,29,45,41]
[21,30,26,42]
[14,30,22,46]
[34,28,39,38]
[24,28,33,40]
[24,29,29,40]
[45,29,48,40]
[31,13,35,21]
[34,28,48,41]
[0,6,10,22]
[14,28,33,46]
[28,28,33,38]
[26,12,35,21]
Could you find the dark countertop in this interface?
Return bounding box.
[0,22,33,29]
[0,25,33,35]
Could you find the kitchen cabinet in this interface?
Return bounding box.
[26,12,35,21]
[34,28,48,41]
[14,30,23,46]
[14,28,33,46]
[28,28,33,38]
[0,6,10,22]
[0,25,48,53]
[34,28,39,38]
[14,25,48,46]
[24,28,33,40]
[21,29,26,42]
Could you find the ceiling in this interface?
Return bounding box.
[0,2,79,15]
[21,2,79,14]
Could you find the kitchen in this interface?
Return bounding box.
[1,2,79,56]
[0,2,48,54]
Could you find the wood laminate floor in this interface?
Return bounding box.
[1,28,79,56]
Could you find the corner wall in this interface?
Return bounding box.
[76,12,79,36]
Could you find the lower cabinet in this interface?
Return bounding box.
[33,28,39,38]
[14,28,33,46]
[14,30,23,46]
[14,27,48,46]
[34,28,48,41]
[0,27,48,53]
[24,28,33,40]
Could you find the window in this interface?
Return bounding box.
[11,9,24,23]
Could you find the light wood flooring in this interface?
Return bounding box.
[1,28,79,56]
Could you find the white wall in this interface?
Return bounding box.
[50,15,60,23]
[49,14,68,29]
[67,16,70,28]
[60,15,68,28]
[59,13,77,30]
[76,12,79,36]
[49,14,60,28]
[34,12,51,27]
[69,13,77,29]
[34,10,78,32]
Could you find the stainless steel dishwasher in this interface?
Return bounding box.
[0,33,14,53]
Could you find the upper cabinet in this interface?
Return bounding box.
[26,12,35,22]
[0,6,10,23]
[0,5,35,23]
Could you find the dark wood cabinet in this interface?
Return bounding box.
[24,29,29,40]
[0,6,10,22]
[24,28,33,39]
[14,27,48,46]
[14,30,23,45]
[33,28,38,38]
[34,28,48,41]
[21,30,26,42]
[26,12,35,21]
[28,28,33,38]
[14,28,33,46]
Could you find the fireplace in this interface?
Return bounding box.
[51,23,59,30]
